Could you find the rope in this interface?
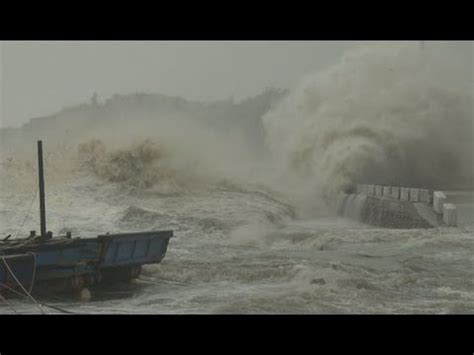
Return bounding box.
[27,252,37,294]
[138,275,189,286]
[1,256,45,314]
[12,189,38,240]
[0,282,75,314]
[0,292,19,314]
[41,303,75,314]
[0,281,28,297]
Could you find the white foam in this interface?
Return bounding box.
[262,43,474,203]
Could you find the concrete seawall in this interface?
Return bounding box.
[339,184,458,228]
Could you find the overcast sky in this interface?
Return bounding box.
[0,41,472,128]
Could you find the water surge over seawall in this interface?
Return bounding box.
[262,43,474,210]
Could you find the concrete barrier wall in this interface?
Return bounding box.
[433,191,456,227]
[356,185,433,203]
[375,185,383,197]
[409,188,420,202]
[357,184,430,202]
[367,185,375,196]
[353,184,457,227]
[400,187,410,201]
[390,187,400,199]
[419,189,430,203]
[433,191,447,213]
[443,203,457,226]
[337,192,436,228]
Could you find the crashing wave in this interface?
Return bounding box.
[262,42,474,204]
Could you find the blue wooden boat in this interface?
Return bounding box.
[0,141,173,300]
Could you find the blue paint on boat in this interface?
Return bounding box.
[98,231,172,267]
[0,253,36,293]
[1,231,173,286]
[32,240,100,268]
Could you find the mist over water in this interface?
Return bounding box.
[1,42,473,314]
[263,43,474,205]
[2,43,472,213]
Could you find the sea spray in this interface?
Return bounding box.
[262,42,474,207]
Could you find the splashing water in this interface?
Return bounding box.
[262,43,474,205]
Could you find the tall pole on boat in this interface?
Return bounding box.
[37,140,47,237]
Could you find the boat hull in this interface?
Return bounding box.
[0,230,173,296]
[0,253,36,295]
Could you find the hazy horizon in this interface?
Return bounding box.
[1,40,471,129]
[1,41,355,128]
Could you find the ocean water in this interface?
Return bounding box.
[1,169,473,314]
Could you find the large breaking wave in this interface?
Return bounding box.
[262,43,474,205]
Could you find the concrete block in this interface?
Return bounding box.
[419,189,430,203]
[409,188,420,202]
[375,185,383,197]
[367,184,375,196]
[390,186,400,200]
[433,191,447,214]
[443,203,457,226]
[400,187,410,201]
[383,186,391,197]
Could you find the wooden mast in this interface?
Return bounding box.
[37,140,47,237]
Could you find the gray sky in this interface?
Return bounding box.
[1,41,472,128]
